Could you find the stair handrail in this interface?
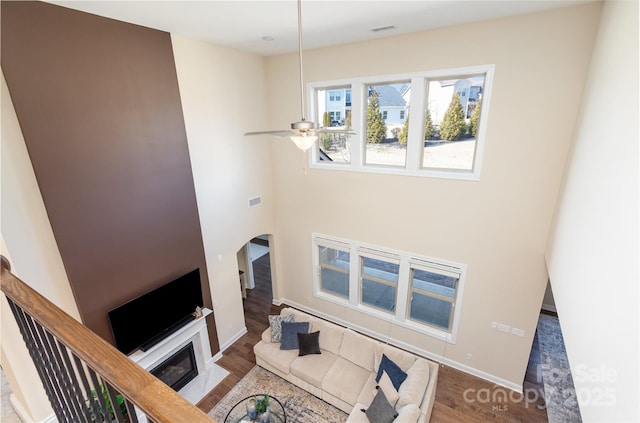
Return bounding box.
[1,266,216,423]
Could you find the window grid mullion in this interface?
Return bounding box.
[362,275,397,288]
[320,263,349,274]
[411,286,455,304]
[406,77,425,172]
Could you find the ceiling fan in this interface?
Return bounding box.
[245,0,355,151]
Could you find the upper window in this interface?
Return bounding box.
[365,82,410,168]
[314,86,353,164]
[423,74,486,171]
[309,65,494,180]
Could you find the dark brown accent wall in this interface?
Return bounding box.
[1,1,219,355]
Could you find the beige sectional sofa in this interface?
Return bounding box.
[253,308,438,423]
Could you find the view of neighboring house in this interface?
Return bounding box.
[324,78,484,138]
[429,78,484,122]
[321,85,407,128]
[323,88,351,125]
[369,84,407,126]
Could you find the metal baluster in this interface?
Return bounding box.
[6,300,68,422]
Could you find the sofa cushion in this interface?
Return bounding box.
[268,314,295,342]
[323,357,371,405]
[394,403,421,423]
[376,354,408,391]
[311,318,344,355]
[396,358,431,410]
[298,331,321,356]
[365,389,397,423]
[280,321,309,350]
[290,350,338,388]
[377,371,400,406]
[356,374,378,407]
[253,341,299,374]
[340,329,379,372]
[375,344,416,374]
[345,404,369,423]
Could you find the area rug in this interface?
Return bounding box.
[208,366,348,423]
[537,313,582,423]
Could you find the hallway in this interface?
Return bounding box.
[526,312,582,423]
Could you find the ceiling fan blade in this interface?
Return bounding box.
[317,128,357,135]
[245,130,296,137]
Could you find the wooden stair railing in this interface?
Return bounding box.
[1,264,217,423]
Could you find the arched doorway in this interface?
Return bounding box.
[236,234,274,306]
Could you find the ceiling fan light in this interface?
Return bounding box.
[290,133,318,151]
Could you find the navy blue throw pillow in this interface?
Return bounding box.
[280,321,309,350]
[375,354,407,391]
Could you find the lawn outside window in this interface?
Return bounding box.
[308,65,494,180]
[312,234,466,343]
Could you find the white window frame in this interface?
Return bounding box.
[312,233,466,343]
[312,237,351,303]
[406,259,463,335]
[308,65,494,181]
[358,247,400,315]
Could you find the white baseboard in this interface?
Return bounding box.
[283,298,523,393]
[442,358,523,393]
[9,393,58,423]
[219,327,247,353]
[272,298,284,306]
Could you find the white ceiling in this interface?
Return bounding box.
[49,0,591,56]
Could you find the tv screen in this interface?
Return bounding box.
[108,268,204,355]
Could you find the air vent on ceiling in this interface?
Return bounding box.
[249,196,262,207]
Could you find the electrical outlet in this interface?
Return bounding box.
[497,323,511,333]
[466,353,473,360]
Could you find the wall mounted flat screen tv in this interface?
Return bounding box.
[108,268,204,355]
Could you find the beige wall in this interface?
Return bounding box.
[171,35,276,349]
[1,73,81,422]
[266,3,602,388]
[546,1,639,420]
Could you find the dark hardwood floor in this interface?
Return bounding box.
[197,252,548,423]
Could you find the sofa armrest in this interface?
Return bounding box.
[261,327,272,343]
[418,361,439,423]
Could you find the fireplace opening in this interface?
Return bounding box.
[149,343,198,392]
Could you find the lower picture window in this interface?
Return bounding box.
[319,245,350,298]
[313,234,465,342]
[408,267,458,330]
[360,256,398,313]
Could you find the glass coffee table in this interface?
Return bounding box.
[224,394,286,423]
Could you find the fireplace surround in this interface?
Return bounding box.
[127,307,228,422]
[150,342,198,392]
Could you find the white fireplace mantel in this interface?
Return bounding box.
[128,308,213,373]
